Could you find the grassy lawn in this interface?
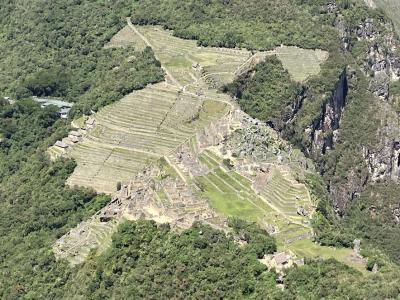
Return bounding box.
[159,157,179,178]
[274,46,328,82]
[196,167,281,226]
[200,100,227,116]
[164,56,192,68]
[72,115,87,128]
[199,151,221,169]
[197,176,265,222]
[285,239,367,273]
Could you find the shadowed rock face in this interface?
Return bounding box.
[348,17,400,99]
[304,9,400,215]
[308,70,348,156]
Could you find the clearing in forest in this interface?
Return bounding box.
[274,46,329,82]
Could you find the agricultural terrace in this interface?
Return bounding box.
[66,84,229,193]
[55,217,121,265]
[104,25,147,49]
[56,20,333,259]
[274,46,329,82]
[62,21,328,193]
[186,145,361,269]
[64,21,255,193]
[194,149,312,241]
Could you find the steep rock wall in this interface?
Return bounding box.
[333,4,400,99]
[362,104,400,182]
[307,70,348,156]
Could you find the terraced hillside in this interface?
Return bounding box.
[55,22,252,193]
[164,110,315,242]
[50,20,328,194]
[51,20,348,266]
[65,83,229,193]
[274,46,329,82]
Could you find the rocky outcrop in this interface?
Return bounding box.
[329,6,400,192]
[307,70,348,155]
[362,104,400,182]
[343,15,400,99]
[363,142,400,182]
[363,39,400,99]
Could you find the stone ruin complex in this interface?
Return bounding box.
[53,162,217,262]
[51,116,95,155]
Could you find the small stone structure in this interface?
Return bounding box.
[261,251,296,273]
[55,141,68,149]
[353,239,361,254]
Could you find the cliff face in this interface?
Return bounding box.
[362,104,400,183]
[306,70,348,156]
[294,10,400,214]
[334,7,400,99]
[271,3,400,215]
[352,18,400,184]
[358,19,400,99]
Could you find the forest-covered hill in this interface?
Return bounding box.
[1,0,400,298]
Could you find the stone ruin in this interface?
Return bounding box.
[51,117,93,156]
[223,115,289,163]
[168,143,209,178]
[53,161,218,262]
[104,164,217,228]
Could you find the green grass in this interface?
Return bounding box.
[199,151,221,169]
[215,169,252,192]
[72,115,87,128]
[260,168,312,219]
[285,239,367,273]
[200,100,227,116]
[164,56,192,68]
[274,46,328,82]
[196,166,281,225]
[159,157,179,178]
[196,176,265,222]
[155,190,169,203]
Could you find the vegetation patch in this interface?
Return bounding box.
[224,56,300,122]
[372,0,400,34]
[274,46,329,82]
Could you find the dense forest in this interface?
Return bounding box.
[1,0,400,298]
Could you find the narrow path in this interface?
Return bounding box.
[164,155,188,184]
[126,17,183,89]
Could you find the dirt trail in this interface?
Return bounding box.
[126,18,183,88]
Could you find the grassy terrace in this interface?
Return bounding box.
[67,219,121,265]
[261,168,312,221]
[196,154,313,225]
[195,149,297,225]
[196,170,275,223]
[192,146,315,243]
[64,23,251,193]
[136,25,251,87]
[67,88,228,193]
[192,148,364,269]
[274,46,328,82]
[285,239,367,273]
